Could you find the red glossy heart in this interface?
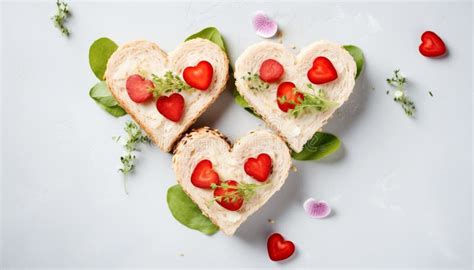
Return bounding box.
[267,233,295,261]
[156,93,184,122]
[126,74,154,103]
[419,31,446,57]
[191,160,220,189]
[244,153,272,182]
[183,61,214,90]
[307,56,338,84]
[276,81,304,112]
[213,180,243,211]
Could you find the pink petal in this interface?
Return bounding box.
[303,198,331,219]
[252,11,278,38]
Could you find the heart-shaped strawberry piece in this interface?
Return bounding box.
[419,31,446,57]
[267,233,296,261]
[191,159,220,189]
[183,61,214,90]
[276,82,304,112]
[126,74,154,103]
[244,153,272,182]
[213,180,244,211]
[156,93,184,122]
[307,56,338,84]
[259,59,284,83]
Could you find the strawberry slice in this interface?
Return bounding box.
[244,153,272,182]
[126,74,154,103]
[213,180,243,211]
[419,31,446,57]
[276,82,304,112]
[267,233,296,261]
[183,61,214,90]
[191,160,220,189]
[156,93,184,122]
[307,56,338,84]
[259,59,284,83]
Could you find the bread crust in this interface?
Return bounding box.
[105,39,229,152]
[172,127,292,235]
[234,41,356,152]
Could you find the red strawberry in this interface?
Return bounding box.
[244,153,272,182]
[125,74,154,103]
[259,59,284,83]
[213,180,243,211]
[276,82,304,112]
[419,31,446,57]
[191,160,220,189]
[156,93,184,122]
[183,61,214,90]
[267,233,296,261]
[307,56,338,84]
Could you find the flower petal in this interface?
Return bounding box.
[303,198,331,219]
[252,11,278,38]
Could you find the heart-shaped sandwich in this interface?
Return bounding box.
[105,38,229,152]
[172,127,292,235]
[234,41,356,152]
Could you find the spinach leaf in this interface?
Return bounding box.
[185,27,227,53]
[233,89,259,117]
[343,45,364,79]
[89,81,126,117]
[167,185,219,235]
[89,37,118,80]
[291,132,341,160]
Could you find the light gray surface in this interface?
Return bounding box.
[1,1,472,269]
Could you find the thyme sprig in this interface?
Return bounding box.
[386,69,415,117]
[51,0,71,37]
[242,72,270,92]
[114,121,150,176]
[149,71,192,97]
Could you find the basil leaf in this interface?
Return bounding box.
[291,132,341,160]
[343,45,364,79]
[89,81,126,117]
[95,102,127,117]
[89,37,118,80]
[185,27,227,53]
[167,184,219,235]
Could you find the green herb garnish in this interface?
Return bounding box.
[149,71,192,97]
[429,91,434,97]
[386,69,415,117]
[114,121,150,192]
[242,72,270,92]
[291,132,341,160]
[51,0,71,37]
[287,84,337,117]
[210,182,268,203]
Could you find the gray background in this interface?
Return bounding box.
[1,1,472,269]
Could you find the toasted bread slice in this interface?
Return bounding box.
[234,41,356,152]
[105,38,229,152]
[172,127,292,235]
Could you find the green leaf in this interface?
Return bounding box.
[89,37,118,80]
[291,132,341,160]
[89,81,126,117]
[343,45,364,79]
[185,27,227,53]
[167,185,219,235]
[233,89,260,117]
[96,102,127,117]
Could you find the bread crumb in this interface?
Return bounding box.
[291,165,297,172]
[291,44,297,50]
[268,219,275,224]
